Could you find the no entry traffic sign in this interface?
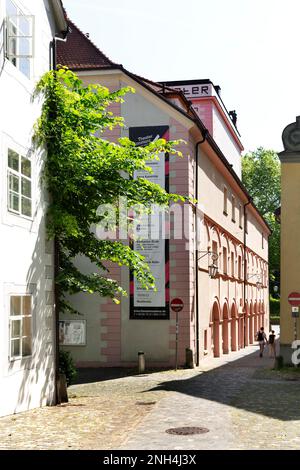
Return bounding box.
[288,292,300,307]
[171,298,184,313]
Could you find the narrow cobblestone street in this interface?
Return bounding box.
[1,339,300,450]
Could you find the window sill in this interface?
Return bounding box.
[6,355,34,375]
[2,208,37,233]
[223,211,228,216]
[9,354,33,363]
[8,209,33,222]
[4,59,33,92]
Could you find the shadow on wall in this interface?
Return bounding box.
[7,207,55,414]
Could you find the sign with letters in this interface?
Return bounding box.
[129,126,170,320]
[59,320,86,346]
[171,83,212,99]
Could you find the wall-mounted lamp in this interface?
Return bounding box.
[247,272,263,289]
[198,251,219,279]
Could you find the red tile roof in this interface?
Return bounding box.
[57,20,119,70]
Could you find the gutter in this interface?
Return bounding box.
[243,198,252,348]
[49,0,68,39]
[51,30,68,406]
[195,130,208,366]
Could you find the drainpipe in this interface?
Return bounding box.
[50,37,61,405]
[243,198,252,348]
[195,130,208,366]
[50,34,67,404]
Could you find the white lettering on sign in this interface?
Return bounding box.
[172,83,212,98]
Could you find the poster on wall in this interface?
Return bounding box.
[129,126,170,320]
[59,320,86,346]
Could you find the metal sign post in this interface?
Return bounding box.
[171,298,184,371]
[175,310,179,371]
[292,306,299,368]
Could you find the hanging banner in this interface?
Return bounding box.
[129,126,170,320]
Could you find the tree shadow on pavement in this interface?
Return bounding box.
[73,367,175,385]
[143,348,300,421]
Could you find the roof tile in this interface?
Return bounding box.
[57,20,119,70]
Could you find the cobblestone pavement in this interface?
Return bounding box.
[0,368,200,450]
[1,335,300,450]
[121,342,300,450]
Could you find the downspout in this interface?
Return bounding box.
[195,130,208,366]
[50,33,67,405]
[243,198,252,348]
[50,37,60,405]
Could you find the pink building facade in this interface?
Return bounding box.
[57,21,270,367]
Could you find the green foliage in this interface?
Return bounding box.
[59,349,77,386]
[270,296,280,318]
[275,355,284,369]
[242,148,281,275]
[33,67,185,312]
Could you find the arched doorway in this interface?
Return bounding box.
[230,303,238,351]
[249,302,254,344]
[244,302,249,347]
[254,302,258,339]
[211,301,221,357]
[238,316,244,349]
[222,303,230,354]
[261,302,265,329]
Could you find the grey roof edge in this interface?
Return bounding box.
[49,0,68,38]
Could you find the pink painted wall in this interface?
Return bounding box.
[62,70,269,368]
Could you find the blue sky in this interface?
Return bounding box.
[63,0,300,153]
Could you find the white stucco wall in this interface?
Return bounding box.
[0,0,58,417]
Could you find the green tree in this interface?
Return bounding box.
[33,68,185,313]
[242,147,280,278]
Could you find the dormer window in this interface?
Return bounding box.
[5,0,34,79]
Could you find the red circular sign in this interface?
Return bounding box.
[288,292,300,306]
[171,298,184,313]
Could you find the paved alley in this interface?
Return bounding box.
[1,339,300,450]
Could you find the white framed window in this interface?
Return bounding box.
[231,195,236,222]
[238,255,242,279]
[231,252,235,277]
[7,148,32,217]
[223,186,228,215]
[239,204,243,229]
[212,240,219,268]
[5,0,34,79]
[223,246,227,275]
[9,295,32,359]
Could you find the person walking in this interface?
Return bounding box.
[268,330,276,358]
[256,326,267,357]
